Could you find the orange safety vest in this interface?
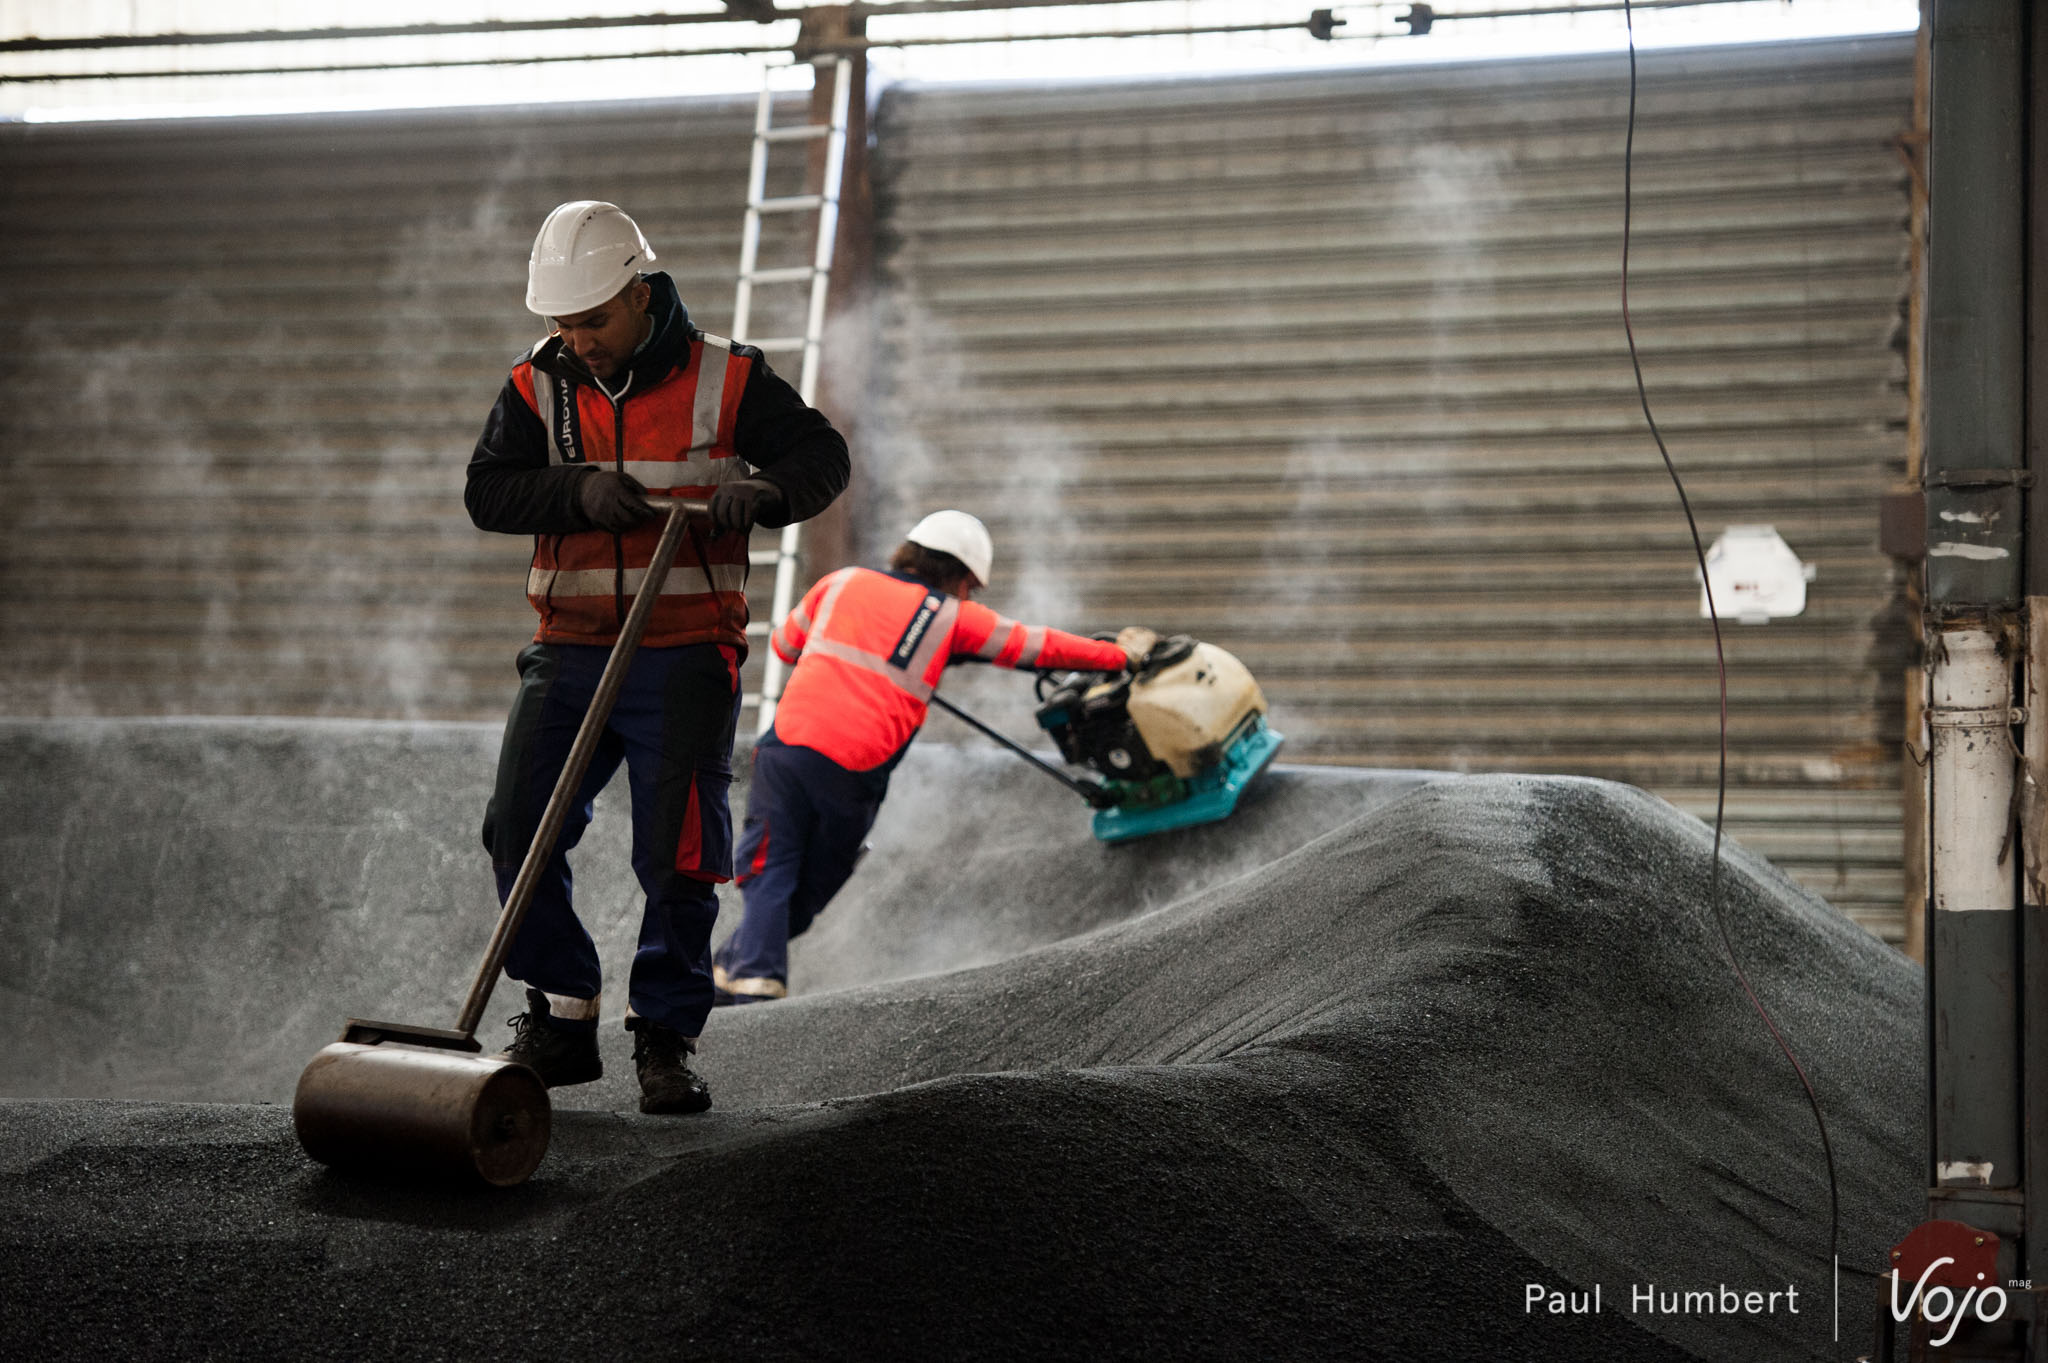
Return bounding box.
[511,334,754,648]
[770,567,1129,771]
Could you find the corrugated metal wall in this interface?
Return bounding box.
[0,93,812,722]
[861,36,1915,938]
[0,39,1914,939]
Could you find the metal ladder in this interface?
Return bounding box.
[730,55,853,734]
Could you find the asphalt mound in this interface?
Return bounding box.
[0,718,1429,1103]
[0,721,1919,1360]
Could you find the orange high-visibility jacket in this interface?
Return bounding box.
[508,334,753,648]
[770,567,1129,772]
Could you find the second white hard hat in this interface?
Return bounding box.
[526,201,657,317]
[906,510,994,587]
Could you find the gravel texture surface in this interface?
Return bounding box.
[0,721,1920,1360]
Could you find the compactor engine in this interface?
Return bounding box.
[1034,637,1284,842]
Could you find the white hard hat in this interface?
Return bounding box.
[906,510,994,587]
[526,201,657,317]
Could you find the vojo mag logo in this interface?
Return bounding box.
[1887,1219,2012,1349]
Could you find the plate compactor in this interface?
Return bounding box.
[1037,636,1284,841]
[935,635,1282,843]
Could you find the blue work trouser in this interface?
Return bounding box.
[481,640,741,1039]
[713,735,885,994]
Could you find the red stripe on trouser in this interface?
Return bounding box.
[674,773,733,885]
[673,775,709,881]
[737,822,770,886]
[674,776,701,873]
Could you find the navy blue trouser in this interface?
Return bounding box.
[713,735,885,996]
[482,641,740,1039]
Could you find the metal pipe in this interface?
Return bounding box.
[0,44,792,84]
[0,11,784,54]
[2025,606,2048,1285]
[0,0,1159,53]
[1925,0,2026,611]
[1926,625,2023,1195]
[856,0,1171,14]
[1921,0,2026,1249]
[878,19,1309,46]
[0,18,1316,83]
[2025,0,2048,1299]
[0,0,1834,83]
[1333,0,1778,24]
[1,0,1809,56]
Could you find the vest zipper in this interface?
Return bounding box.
[607,385,629,630]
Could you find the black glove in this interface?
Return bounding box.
[708,478,785,535]
[578,469,657,532]
[1137,634,1198,678]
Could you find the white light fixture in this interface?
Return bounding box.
[1699,525,1816,624]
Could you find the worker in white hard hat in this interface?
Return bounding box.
[465,200,849,1113]
[710,510,1157,1005]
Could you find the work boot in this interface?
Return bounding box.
[629,1018,711,1115]
[711,963,786,1007]
[498,987,603,1088]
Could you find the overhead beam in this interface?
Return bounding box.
[0,11,786,55]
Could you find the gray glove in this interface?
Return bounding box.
[708,478,785,535]
[579,469,657,532]
[1115,626,1161,671]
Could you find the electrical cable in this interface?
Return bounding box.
[1617,2,1847,1351]
[0,17,1310,85]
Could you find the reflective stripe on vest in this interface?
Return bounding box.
[529,562,750,598]
[1015,624,1049,667]
[523,334,753,645]
[805,569,859,639]
[969,616,1011,660]
[531,362,583,466]
[969,614,1050,667]
[770,605,811,661]
[533,338,739,489]
[614,338,736,490]
[801,574,961,704]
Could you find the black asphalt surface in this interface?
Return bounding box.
[0,719,1921,1360]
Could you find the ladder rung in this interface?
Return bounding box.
[742,266,817,285]
[748,550,782,566]
[762,124,831,142]
[745,336,807,350]
[756,194,825,213]
[745,622,771,637]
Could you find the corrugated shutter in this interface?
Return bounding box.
[865,37,1914,939]
[0,93,812,721]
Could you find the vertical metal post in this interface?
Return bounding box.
[1923,0,2028,1322]
[2025,620,2048,1299]
[2024,0,2048,1305]
[1927,627,2020,1185]
[1900,2,1933,967]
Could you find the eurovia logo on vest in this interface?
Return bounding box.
[889,595,943,671]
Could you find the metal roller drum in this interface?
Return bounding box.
[294,1042,550,1187]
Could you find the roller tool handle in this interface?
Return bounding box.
[453,497,709,1038]
[927,692,1118,809]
